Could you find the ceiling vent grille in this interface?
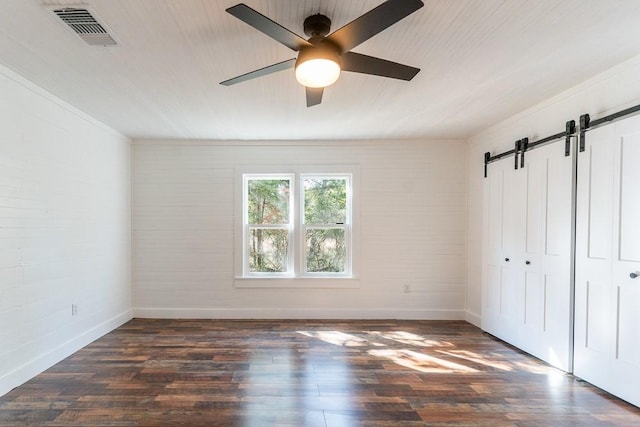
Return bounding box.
[52,7,118,46]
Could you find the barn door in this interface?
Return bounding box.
[483,140,572,371]
[575,115,640,407]
[482,156,525,344]
[520,141,572,371]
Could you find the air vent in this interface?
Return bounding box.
[52,7,118,46]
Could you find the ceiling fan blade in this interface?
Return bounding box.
[327,0,424,53]
[226,4,312,51]
[341,52,419,81]
[220,58,296,86]
[306,87,323,107]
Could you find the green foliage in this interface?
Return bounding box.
[306,228,345,272]
[247,179,290,272]
[246,176,348,274]
[249,228,288,272]
[304,178,347,224]
[247,179,289,224]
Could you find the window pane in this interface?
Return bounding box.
[306,228,345,273]
[304,178,347,224]
[248,179,290,224]
[248,228,288,273]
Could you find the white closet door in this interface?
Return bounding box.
[521,142,573,371]
[482,157,525,344]
[574,124,615,387]
[575,115,640,407]
[483,141,572,371]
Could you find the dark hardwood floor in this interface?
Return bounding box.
[1,319,639,426]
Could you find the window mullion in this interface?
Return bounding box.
[294,174,302,276]
[288,174,300,276]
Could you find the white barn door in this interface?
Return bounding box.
[574,115,640,407]
[520,142,573,370]
[482,156,524,344]
[482,140,572,371]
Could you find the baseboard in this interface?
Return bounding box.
[0,309,133,397]
[465,310,482,327]
[133,307,466,320]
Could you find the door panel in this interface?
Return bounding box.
[618,135,640,262]
[545,157,568,257]
[487,169,504,252]
[608,118,640,406]
[584,280,609,354]
[616,284,640,365]
[482,158,521,343]
[486,264,501,313]
[500,266,518,318]
[524,271,542,328]
[575,114,640,407]
[574,124,614,386]
[524,142,572,370]
[586,142,613,260]
[525,164,542,255]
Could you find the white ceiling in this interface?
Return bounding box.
[1,0,640,140]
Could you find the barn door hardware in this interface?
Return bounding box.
[565,120,576,156]
[519,138,529,169]
[579,102,640,152]
[483,120,577,177]
[484,152,491,178]
[483,146,518,177]
[579,114,590,152]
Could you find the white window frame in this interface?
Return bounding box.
[300,174,352,277]
[235,165,359,288]
[242,173,294,277]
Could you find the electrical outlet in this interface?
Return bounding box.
[71,304,78,316]
[402,283,410,293]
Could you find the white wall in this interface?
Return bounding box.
[466,53,640,326]
[0,64,132,396]
[133,139,467,319]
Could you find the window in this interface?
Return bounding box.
[244,175,293,275]
[302,176,349,274]
[241,172,353,279]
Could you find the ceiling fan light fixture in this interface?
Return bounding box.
[295,47,341,88]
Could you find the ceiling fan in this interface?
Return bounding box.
[220,0,424,107]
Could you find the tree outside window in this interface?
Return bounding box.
[243,173,351,277]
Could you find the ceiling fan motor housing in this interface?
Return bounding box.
[303,14,331,38]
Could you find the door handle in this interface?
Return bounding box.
[525,260,531,265]
[631,272,639,279]
[505,258,510,262]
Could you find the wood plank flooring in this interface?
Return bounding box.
[1,319,639,426]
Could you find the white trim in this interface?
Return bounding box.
[300,174,352,277]
[133,307,466,320]
[465,310,482,327]
[235,165,360,285]
[242,173,294,276]
[0,309,133,397]
[234,277,360,289]
[134,138,464,147]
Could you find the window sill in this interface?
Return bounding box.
[234,277,360,289]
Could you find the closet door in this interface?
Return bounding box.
[482,141,572,371]
[575,115,640,407]
[482,157,525,344]
[520,142,573,371]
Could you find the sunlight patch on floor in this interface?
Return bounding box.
[435,350,513,372]
[295,329,565,377]
[365,330,455,348]
[297,330,376,347]
[369,349,478,374]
